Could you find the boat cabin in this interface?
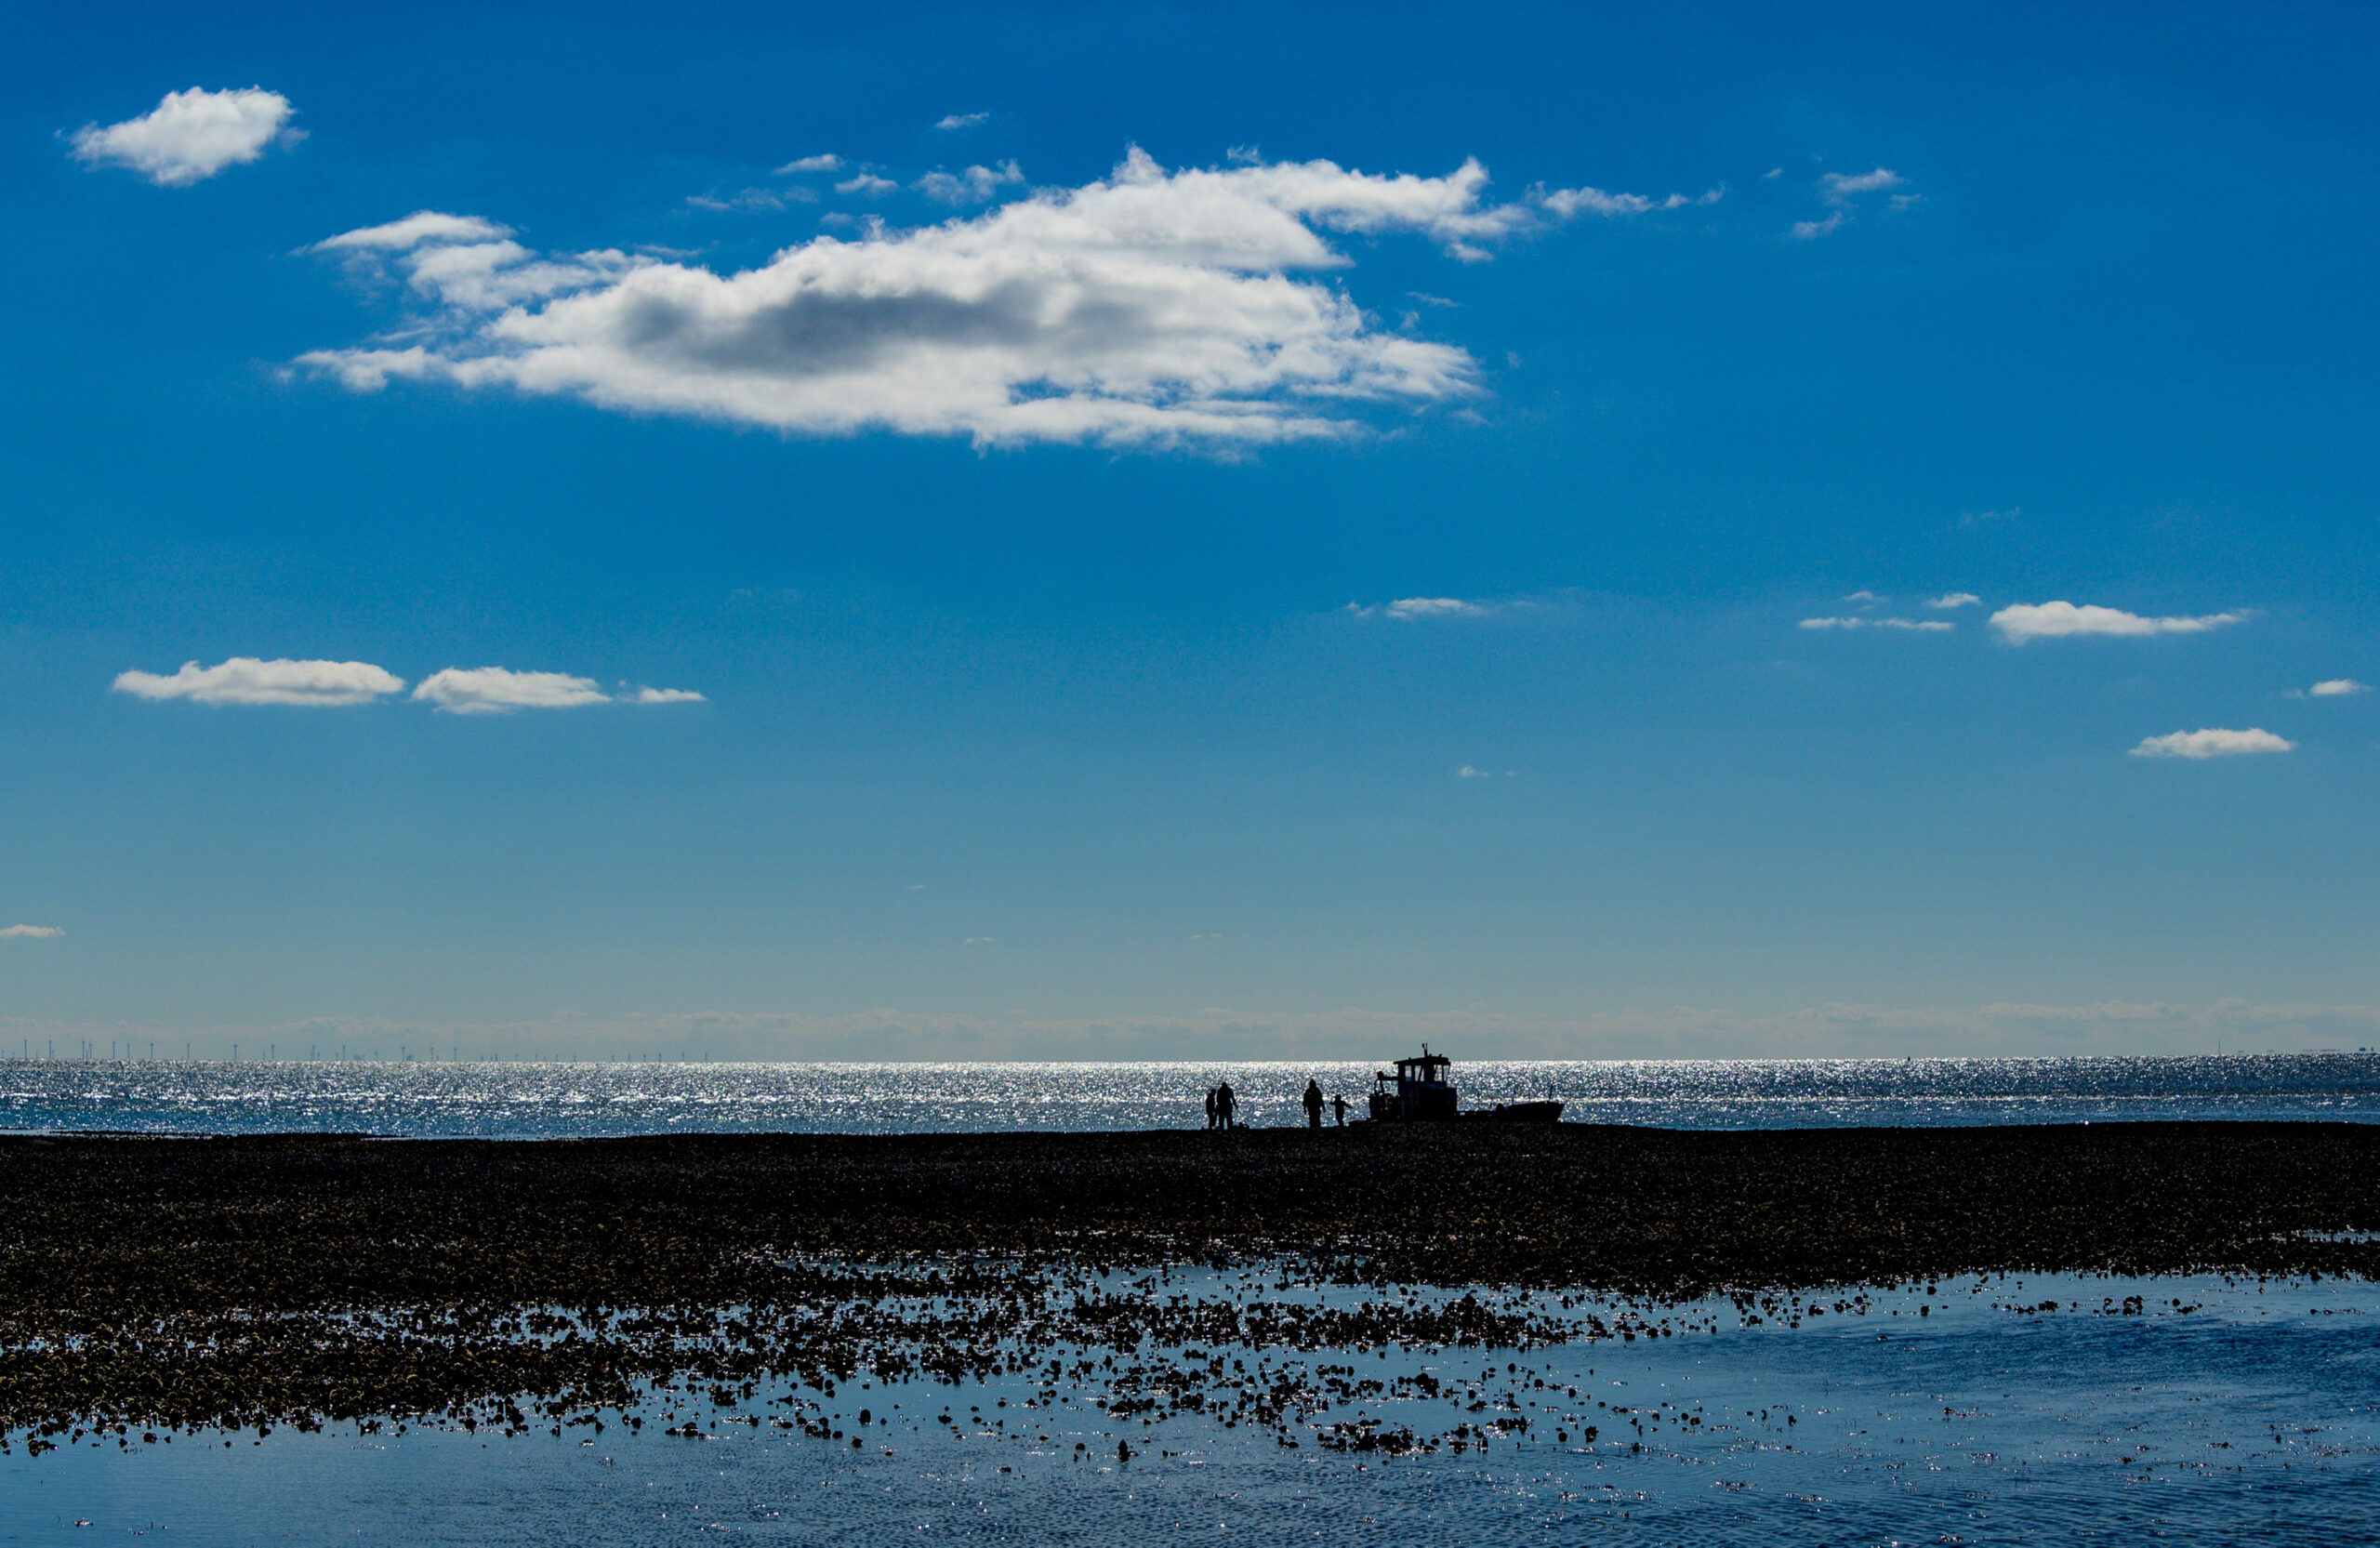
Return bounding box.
[1369,1046,1459,1121]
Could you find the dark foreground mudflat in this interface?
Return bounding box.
[2,1122,2373,1448]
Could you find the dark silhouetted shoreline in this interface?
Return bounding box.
[1,1122,2372,1449]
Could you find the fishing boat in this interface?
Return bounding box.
[1364,1046,1563,1123]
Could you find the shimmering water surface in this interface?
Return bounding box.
[4,1053,2378,1138]
[4,1271,2373,1545]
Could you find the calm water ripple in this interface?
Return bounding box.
[3,1271,2373,1544]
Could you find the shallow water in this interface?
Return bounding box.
[4,1053,2378,1139]
[4,1271,2373,1544]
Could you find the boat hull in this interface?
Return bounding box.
[1471,1100,1565,1123]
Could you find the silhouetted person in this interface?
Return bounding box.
[1203,1087,1217,1130]
[1331,1092,1347,1127]
[1303,1078,1324,1129]
[1216,1080,1236,1129]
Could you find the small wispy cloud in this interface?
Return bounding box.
[916,161,1023,205]
[70,86,299,186]
[1990,602,2251,644]
[1959,507,2020,527]
[1925,592,1981,610]
[314,211,511,251]
[1537,185,1722,219]
[1,924,62,939]
[775,153,842,174]
[1792,167,1908,239]
[2306,679,2371,697]
[935,112,992,131]
[1798,616,1952,632]
[1348,597,1485,619]
[113,657,404,707]
[2131,728,2294,760]
[412,668,610,715]
[627,687,706,705]
[1819,167,1906,205]
[686,185,817,213]
[1841,589,1883,605]
[834,173,898,196]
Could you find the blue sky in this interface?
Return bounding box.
[3,1,2376,1058]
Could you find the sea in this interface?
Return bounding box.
[3,1054,2374,1544]
[4,1052,2378,1139]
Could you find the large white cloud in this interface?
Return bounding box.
[412,668,611,715]
[112,657,404,707]
[2130,727,2294,760]
[1990,601,2249,643]
[70,87,298,187]
[298,149,1714,448]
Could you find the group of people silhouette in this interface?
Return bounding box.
[1202,1078,1349,1130]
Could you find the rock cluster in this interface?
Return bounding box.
[0,1122,2370,1455]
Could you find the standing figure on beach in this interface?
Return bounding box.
[1216,1080,1236,1129]
[1302,1078,1324,1129]
[1331,1092,1347,1127]
[1203,1087,1217,1130]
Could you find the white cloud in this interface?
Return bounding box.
[2307,679,2370,697]
[916,161,1024,205]
[1536,184,1721,219]
[687,186,817,213]
[70,86,298,186]
[315,211,510,251]
[1347,596,1484,619]
[2131,727,2294,760]
[1387,596,1480,618]
[1990,601,2251,643]
[1925,592,1981,610]
[1791,167,1909,239]
[1,925,62,939]
[1820,167,1906,205]
[834,173,898,196]
[776,153,842,174]
[411,668,610,714]
[112,657,404,707]
[299,149,1704,448]
[1840,589,1882,604]
[1798,616,1952,632]
[1456,764,1488,778]
[628,686,706,705]
[935,112,992,131]
[307,212,639,321]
